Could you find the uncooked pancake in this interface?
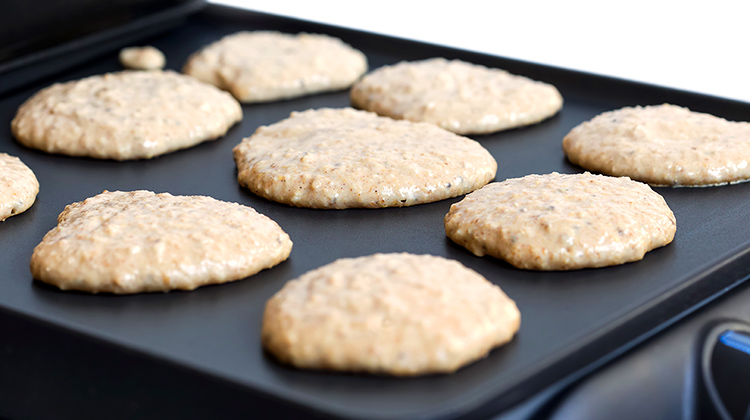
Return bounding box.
[444,172,676,270]
[30,190,292,294]
[12,70,242,160]
[262,253,520,375]
[119,46,166,70]
[563,104,750,186]
[350,57,563,135]
[0,153,39,221]
[183,31,367,103]
[233,107,497,209]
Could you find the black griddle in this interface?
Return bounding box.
[2,5,750,420]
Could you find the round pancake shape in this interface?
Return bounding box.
[233,108,497,209]
[30,190,292,294]
[444,172,676,270]
[11,70,242,160]
[119,46,166,70]
[183,31,368,103]
[350,57,563,135]
[262,253,521,376]
[0,153,39,221]
[563,104,750,186]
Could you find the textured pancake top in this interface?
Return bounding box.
[444,172,676,270]
[0,153,39,221]
[12,70,242,160]
[262,253,520,375]
[183,31,367,103]
[350,58,563,135]
[30,190,292,294]
[563,104,750,186]
[233,108,497,209]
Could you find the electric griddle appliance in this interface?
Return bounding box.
[2,2,750,419]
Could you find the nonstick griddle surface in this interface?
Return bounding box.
[2,6,750,420]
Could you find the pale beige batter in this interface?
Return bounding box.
[119,46,166,70]
[262,253,520,375]
[233,108,497,209]
[0,153,39,221]
[30,190,292,294]
[12,70,242,160]
[444,172,676,270]
[183,31,367,103]
[563,104,750,186]
[350,58,563,135]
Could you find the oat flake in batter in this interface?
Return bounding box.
[30,190,292,294]
[563,104,750,186]
[0,153,39,221]
[262,253,520,375]
[12,70,242,160]
[233,108,497,209]
[350,58,563,135]
[444,172,676,270]
[183,31,367,103]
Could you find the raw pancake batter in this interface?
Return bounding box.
[183,31,367,103]
[31,190,293,293]
[350,58,563,135]
[444,172,676,270]
[12,70,242,160]
[262,253,520,375]
[119,46,166,70]
[233,108,497,209]
[0,153,39,221]
[563,104,750,186]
